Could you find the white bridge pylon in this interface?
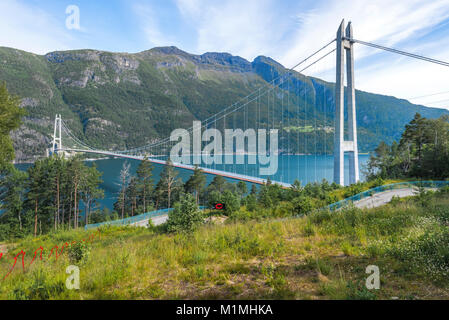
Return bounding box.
[51,114,62,155]
[334,19,359,186]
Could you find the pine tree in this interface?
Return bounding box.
[158,159,181,209]
[117,161,131,219]
[0,167,27,234]
[0,82,25,169]
[184,166,206,204]
[136,156,153,213]
[68,156,84,228]
[237,181,248,199]
[81,162,104,225]
[207,175,226,193]
[26,160,43,236]
[126,177,139,216]
[166,194,203,233]
[250,184,258,195]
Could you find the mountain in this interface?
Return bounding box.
[0,45,447,162]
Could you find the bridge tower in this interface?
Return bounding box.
[52,114,62,155]
[334,19,359,186]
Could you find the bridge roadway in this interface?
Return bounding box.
[60,148,291,188]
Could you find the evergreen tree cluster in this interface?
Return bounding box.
[0,155,104,240]
[366,113,449,180]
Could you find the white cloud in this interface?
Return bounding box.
[282,0,449,110]
[0,0,78,54]
[355,49,449,110]
[132,2,168,47]
[282,0,449,65]
[175,0,294,59]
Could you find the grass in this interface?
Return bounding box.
[0,190,448,300]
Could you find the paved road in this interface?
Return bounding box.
[353,188,421,209]
[131,214,169,227]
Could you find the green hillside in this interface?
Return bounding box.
[0,46,447,162]
[0,189,448,299]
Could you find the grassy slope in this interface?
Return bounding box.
[0,190,448,300]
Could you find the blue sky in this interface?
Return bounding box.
[2,0,449,109]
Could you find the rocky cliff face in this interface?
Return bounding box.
[0,45,447,162]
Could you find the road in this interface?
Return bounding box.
[353,187,425,209]
[130,214,169,227]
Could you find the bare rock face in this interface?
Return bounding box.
[23,117,52,127]
[110,55,140,72]
[11,125,49,163]
[20,97,39,108]
[51,51,141,88]
[86,117,116,129]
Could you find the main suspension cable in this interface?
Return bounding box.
[349,38,449,67]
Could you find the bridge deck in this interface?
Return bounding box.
[60,148,291,188]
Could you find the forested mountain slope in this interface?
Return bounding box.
[0,46,447,162]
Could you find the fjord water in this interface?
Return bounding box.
[16,154,369,210]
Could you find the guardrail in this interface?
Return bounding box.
[85,206,207,230]
[325,180,449,211]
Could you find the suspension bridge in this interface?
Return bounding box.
[50,20,449,187]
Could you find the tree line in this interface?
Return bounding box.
[0,155,104,239]
[366,113,449,180]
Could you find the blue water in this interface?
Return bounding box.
[16,154,369,211]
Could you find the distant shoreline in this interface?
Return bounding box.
[13,153,371,165]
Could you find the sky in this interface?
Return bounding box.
[1,0,449,110]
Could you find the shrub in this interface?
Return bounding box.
[291,196,314,215]
[258,184,282,208]
[343,182,365,198]
[68,241,91,264]
[325,193,339,205]
[345,280,377,300]
[432,206,449,224]
[147,218,155,230]
[245,194,258,212]
[389,195,402,206]
[221,190,240,215]
[167,194,203,233]
[10,270,65,300]
[415,188,433,207]
[439,186,449,194]
[308,210,332,225]
[207,190,222,208]
[314,258,333,276]
[371,177,385,188]
[388,229,449,281]
[302,223,315,237]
